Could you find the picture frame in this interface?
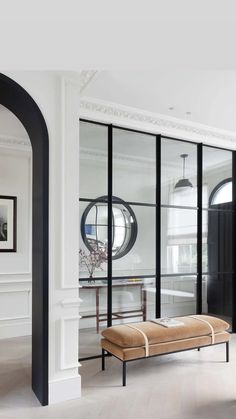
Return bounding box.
[0,195,17,252]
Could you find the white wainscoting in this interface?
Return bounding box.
[60,316,81,370]
[0,274,32,339]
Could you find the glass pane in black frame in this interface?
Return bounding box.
[203,146,232,209]
[202,273,232,330]
[79,121,108,199]
[79,279,108,358]
[161,275,197,317]
[111,277,156,326]
[161,138,197,207]
[113,128,156,204]
[161,207,197,275]
[79,201,108,279]
[203,209,233,274]
[112,205,156,278]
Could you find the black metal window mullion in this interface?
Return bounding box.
[197,143,203,314]
[95,204,98,248]
[232,151,236,332]
[156,135,161,318]
[107,124,113,327]
[111,211,115,249]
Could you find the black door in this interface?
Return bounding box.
[207,202,232,318]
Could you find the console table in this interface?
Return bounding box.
[80,281,145,333]
[80,281,195,333]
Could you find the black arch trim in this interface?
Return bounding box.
[209,177,232,207]
[0,73,49,406]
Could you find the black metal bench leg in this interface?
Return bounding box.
[226,341,229,363]
[197,347,200,351]
[102,349,105,370]
[123,361,126,386]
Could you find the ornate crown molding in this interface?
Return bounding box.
[0,134,31,151]
[80,146,155,169]
[80,97,236,149]
[79,71,98,93]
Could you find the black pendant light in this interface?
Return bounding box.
[174,154,193,189]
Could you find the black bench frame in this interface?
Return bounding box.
[101,341,229,386]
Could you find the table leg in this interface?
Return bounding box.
[142,289,147,321]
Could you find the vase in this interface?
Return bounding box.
[88,274,95,284]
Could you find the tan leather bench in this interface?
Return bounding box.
[100,315,230,386]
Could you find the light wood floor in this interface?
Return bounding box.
[0,335,236,418]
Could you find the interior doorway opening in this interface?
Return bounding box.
[0,73,49,406]
[0,104,36,406]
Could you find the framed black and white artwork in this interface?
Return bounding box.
[0,196,17,252]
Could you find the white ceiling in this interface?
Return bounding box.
[83,70,236,134]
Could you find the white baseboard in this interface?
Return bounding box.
[49,375,81,404]
[0,321,31,339]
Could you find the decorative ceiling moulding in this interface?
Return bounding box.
[80,146,155,168]
[80,97,236,150]
[79,71,98,93]
[0,134,31,151]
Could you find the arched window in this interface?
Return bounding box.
[210,178,232,206]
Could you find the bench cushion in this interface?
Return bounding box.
[101,315,230,348]
[101,331,230,361]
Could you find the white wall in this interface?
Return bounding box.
[0,106,32,339]
[0,149,32,274]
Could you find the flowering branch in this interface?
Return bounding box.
[79,247,107,279]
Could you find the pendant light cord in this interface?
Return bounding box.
[180,153,188,179]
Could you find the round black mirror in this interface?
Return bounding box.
[81,196,138,260]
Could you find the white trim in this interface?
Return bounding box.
[80,97,236,149]
[79,71,98,93]
[60,76,80,289]
[60,316,81,370]
[0,314,29,321]
[60,298,83,308]
[0,134,31,151]
[0,272,31,275]
[27,149,32,273]
[0,321,31,339]
[0,287,31,292]
[49,375,81,404]
[80,145,155,169]
[0,279,31,284]
[0,289,31,321]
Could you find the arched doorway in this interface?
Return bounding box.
[0,73,49,405]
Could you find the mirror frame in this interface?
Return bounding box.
[81,196,138,260]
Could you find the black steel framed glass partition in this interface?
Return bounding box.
[79,119,236,360]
